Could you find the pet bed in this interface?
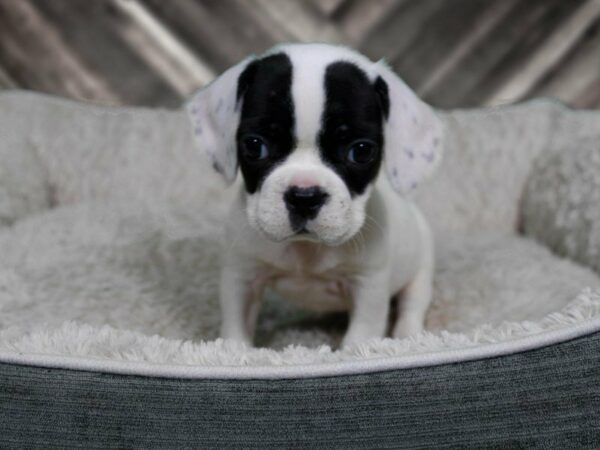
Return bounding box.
[0,91,599,447]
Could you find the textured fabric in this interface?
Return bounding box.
[1,332,599,448]
[522,139,600,275]
[0,92,599,366]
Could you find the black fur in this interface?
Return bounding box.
[284,186,329,232]
[319,62,386,196]
[373,76,390,120]
[236,53,295,194]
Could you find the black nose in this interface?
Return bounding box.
[284,186,329,220]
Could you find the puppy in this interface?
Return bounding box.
[186,44,444,348]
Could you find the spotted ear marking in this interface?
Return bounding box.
[185,56,255,184]
[374,62,444,195]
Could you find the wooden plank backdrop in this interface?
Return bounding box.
[0,0,599,109]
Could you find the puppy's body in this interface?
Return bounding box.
[221,177,433,346]
[187,44,443,347]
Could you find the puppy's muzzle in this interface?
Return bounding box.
[284,186,329,230]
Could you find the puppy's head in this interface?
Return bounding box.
[187,44,443,245]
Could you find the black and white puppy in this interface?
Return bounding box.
[187,44,443,347]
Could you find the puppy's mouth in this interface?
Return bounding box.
[290,224,352,246]
[288,222,318,241]
[257,221,350,246]
[258,219,321,243]
[252,202,354,246]
[290,226,321,243]
[290,218,309,235]
[254,222,305,243]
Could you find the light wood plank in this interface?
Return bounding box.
[225,0,293,45]
[337,0,403,44]
[484,0,600,106]
[456,0,584,107]
[532,20,600,108]
[142,0,278,71]
[390,0,494,91]
[417,0,516,97]
[359,0,443,62]
[248,0,346,43]
[195,0,291,55]
[0,0,598,109]
[112,0,215,94]
[29,0,178,106]
[424,0,559,107]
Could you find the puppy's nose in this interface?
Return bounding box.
[284,186,329,220]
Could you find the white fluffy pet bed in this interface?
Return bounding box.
[1,91,599,364]
[0,91,599,447]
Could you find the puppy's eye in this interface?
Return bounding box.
[240,135,269,161]
[346,140,377,165]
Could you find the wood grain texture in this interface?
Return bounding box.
[0,0,598,109]
[0,0,120,104]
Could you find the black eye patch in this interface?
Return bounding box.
[236,53,295,194]
[319,61,386,196]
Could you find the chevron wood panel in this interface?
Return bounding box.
[0,0,599,108]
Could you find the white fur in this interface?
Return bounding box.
[244,148,362,245]
[220,178,433,347]
[186,44,443,346]
[376,62,445,194]
[186,57,253,183]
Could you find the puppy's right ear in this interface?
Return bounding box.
[186,56,256,184]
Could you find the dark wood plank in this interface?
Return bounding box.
[0,0,121,104]
[109,0,215,95]
[390,0,505,94]
[0,0,598,110]
[581,84,600,109]
[335,0,403,45]
[193,0,294,54]
[222,0,294,46]
[305,0,348,18]
[247,0,345,43]
[29,0,181,106]
[422,0,559,107]
[358,0,444,62]
[415,0,517,99]
[483,0,600,106]
[0,65,17,89]
[461,0,587,107]
[142,0,287,73]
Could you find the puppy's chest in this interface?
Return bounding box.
[258,243,357,312]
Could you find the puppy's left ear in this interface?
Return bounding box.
[185,56,255,184]
[374,62,444,195]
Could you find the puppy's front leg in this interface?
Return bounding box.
[341,271,391,348]
[392,227,434,339]
[219,266,263,346]
[391,267,432,339]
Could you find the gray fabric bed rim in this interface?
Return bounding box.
[1,331,599,448]
[2,314,599,381]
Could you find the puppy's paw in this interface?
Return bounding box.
[220,328,254,347]
[391,317,424,339]
[232,337,254,347]
[339,335,360,350]
[340,330,385,349]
